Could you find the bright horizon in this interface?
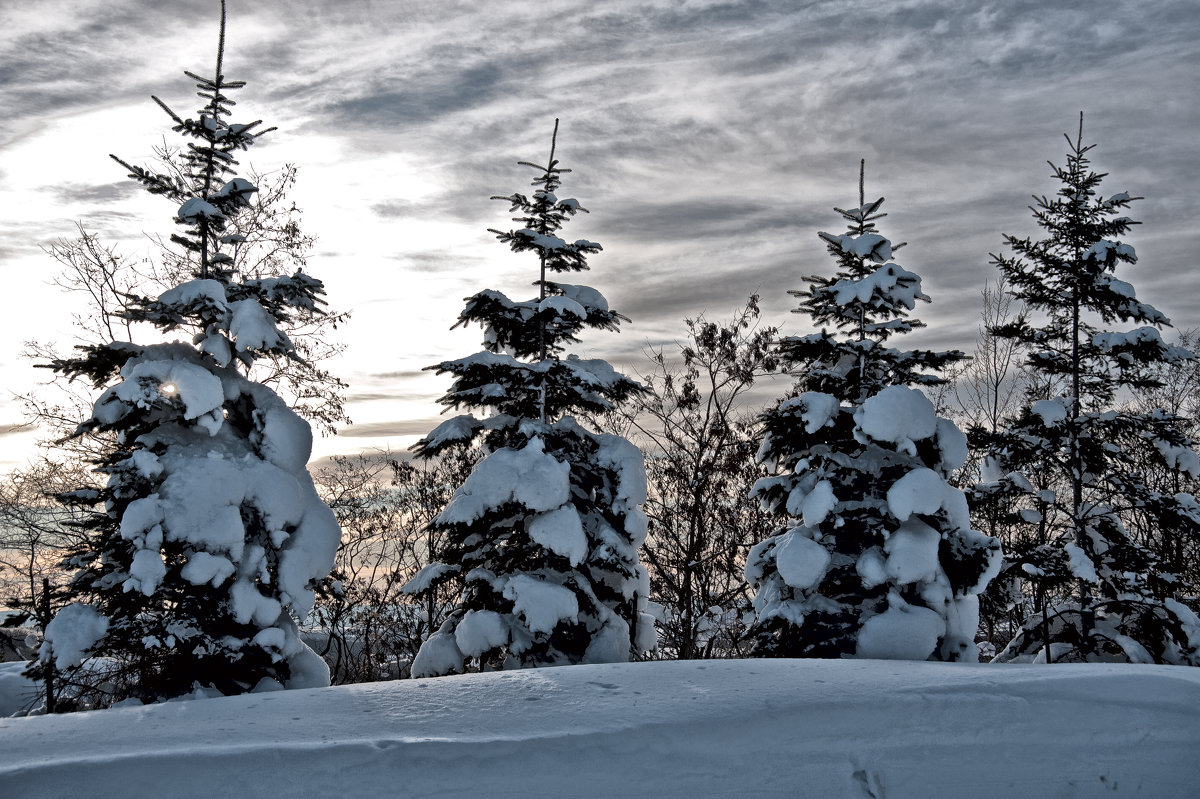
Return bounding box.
[2,0,1199,470]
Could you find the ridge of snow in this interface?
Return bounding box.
[2,660,1197,798]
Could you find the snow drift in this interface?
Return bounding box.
[1,659,1197,798]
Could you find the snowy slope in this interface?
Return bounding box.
[2,659,1198,798]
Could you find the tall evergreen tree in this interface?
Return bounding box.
[404,121,654,676]
[28,1,340,707]
[747,163,1001,661]
[979,116,1200,665]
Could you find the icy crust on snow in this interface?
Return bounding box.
[437,437,570,525]
[39,604,109,670]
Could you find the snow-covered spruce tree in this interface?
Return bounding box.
[979,116,1200,665]
[746,162,1002,661]
[404,121,655,676]
[27,2,340,706]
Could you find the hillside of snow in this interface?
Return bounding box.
[2,659,1198,798]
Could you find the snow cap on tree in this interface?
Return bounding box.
[406,121,655,676]
[979,115,1200,666]
[30,1,340,705]
[747,161,1001,661]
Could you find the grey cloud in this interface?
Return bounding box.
[49,181,141,206]
[7,0,1200,472]
[345,391,434,404]
[326,62,519,130]
[369,370,431,381]
[598,199,823,244]
[0,423,31,438]
[337,419,441,439]
[0,1,213,138]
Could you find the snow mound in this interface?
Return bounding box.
[2,660,1197,798]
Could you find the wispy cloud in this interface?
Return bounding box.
[5,0,1200,465]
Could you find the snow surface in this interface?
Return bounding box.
[2,659,1198,798]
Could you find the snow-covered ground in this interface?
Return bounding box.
[1,659,1197,798]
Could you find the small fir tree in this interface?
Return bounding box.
[28,1,340,706]
[747,162,1001,661]
[404,121,655,676]
[979,116,1200,665]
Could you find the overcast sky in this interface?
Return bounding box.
[1,0,1198,469]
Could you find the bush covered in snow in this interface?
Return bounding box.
[976,117,1200,665]
[404,121,655,676]
[747,163,1001,661]
[27,3,340,708]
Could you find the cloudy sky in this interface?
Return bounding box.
[1,0,1198,469]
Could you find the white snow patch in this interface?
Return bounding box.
[438,438,570,524]
[40,604,109,670]
[454,610,510,656]
[410,629,465,679]
[773,531,831,590]
[884,518,942,585]
[855,386,936,454]
[401,563,457,595]
[1063,543,1099,584]
[1031,398,1070,426]
[856,592,942,660]
[528,504,589,566]
[502,575,580,634]
[2,660,1198,796]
